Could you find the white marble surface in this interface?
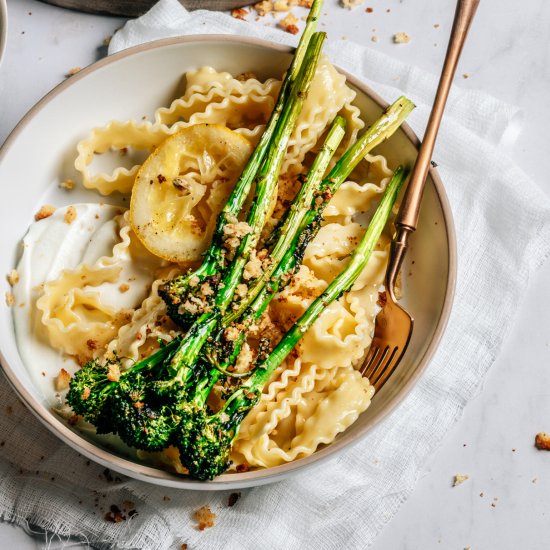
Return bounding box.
[1,0,550,548]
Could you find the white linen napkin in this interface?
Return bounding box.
[1,1,550,548]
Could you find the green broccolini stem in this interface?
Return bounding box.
[226,166,409,410]
[216,32,326,311]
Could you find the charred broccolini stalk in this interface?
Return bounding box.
[159,0,324,327]
[175,166,410,480]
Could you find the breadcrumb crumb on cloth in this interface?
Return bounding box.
[194,505,216,530]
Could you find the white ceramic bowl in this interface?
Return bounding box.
[0,36,456,489]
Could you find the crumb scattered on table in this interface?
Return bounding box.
[371,36,379,42]
[535,432,550,450]
[453,474,469,486]
[66,67,82,77]
[119,283,130,293]
[280,12,299,34]
[393,32,411,44]
[194,505,216,531]
[341,0,365,8]
[231,8,249,20]
[463,73,469,79]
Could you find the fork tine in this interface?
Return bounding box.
[363,345,389,380]
[360,345,380,377]
[371,346,401,391]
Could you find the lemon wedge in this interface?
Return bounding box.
[130,124,253,263]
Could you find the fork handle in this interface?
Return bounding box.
[386,0,480,298]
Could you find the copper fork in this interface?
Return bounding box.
[361,0,480,391]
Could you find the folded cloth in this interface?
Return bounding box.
[2,1,550,549]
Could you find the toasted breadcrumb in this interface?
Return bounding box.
[341,0,365,8]
[243,252,263,280]
[188,275,200,287]
[280,12,299,33]
[35,204,56,221]
[59,178,74,190]
[371,35,379,43]
[299,0,313,6]
[64,206,77,225]
[107,363,121,382]
[194,505,216,531]
[5,292,15,307]
[231,8,248,20]
[119,283,130,293]
[66,66,82,77]
[393,32,411,44]
[181,545,188,550]
[54,368,71,391]
[463,73,470,79]
[254,0,273,16]
[273,0,290,11]
[104,504,125,523]
[224,221,251,239]
[236,283,248,298]
[224,326,241,342]
[201,282,214,297]
[535,432,550,450]
[453,474,469,486]
[7,269,19,286]
[234,343,253,373]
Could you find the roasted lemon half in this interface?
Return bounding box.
[130,124,252,263]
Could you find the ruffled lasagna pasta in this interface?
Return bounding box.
[21,55,394,473]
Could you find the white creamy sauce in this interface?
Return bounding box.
[12,203,153,410]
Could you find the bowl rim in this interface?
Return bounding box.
[0,34,457,490]
[0,0,7,67]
